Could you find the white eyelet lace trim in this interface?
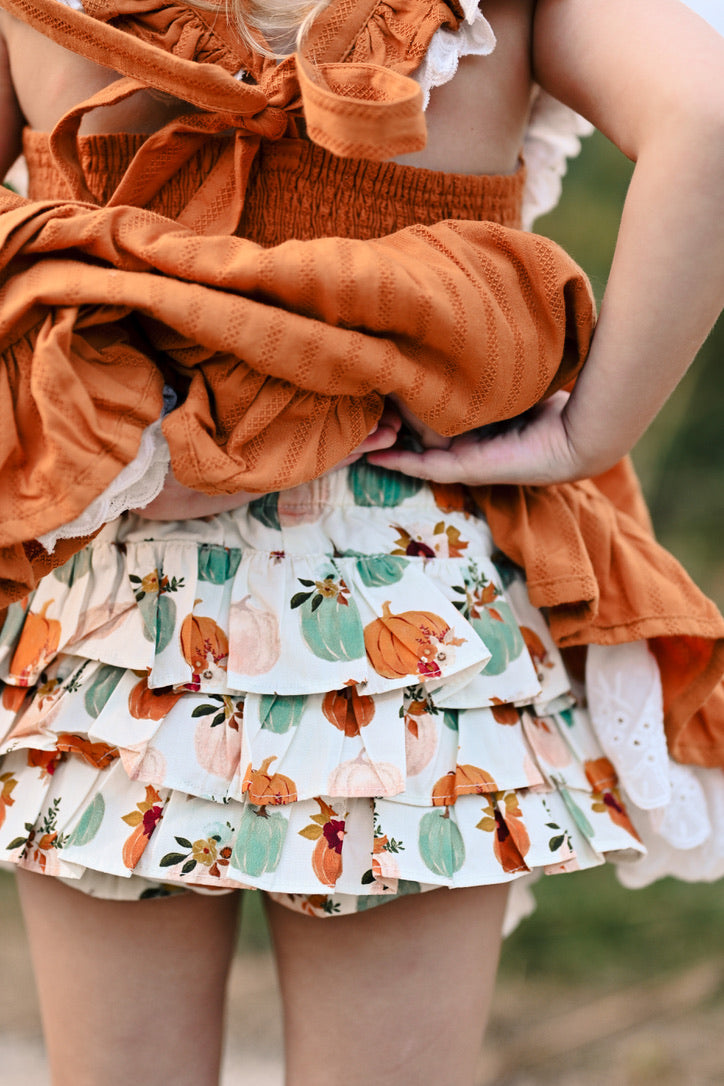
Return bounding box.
[586,641,671,811]
[520,88,594,229]
[586,640,713,856]
[37,419,171,553]
[412,0,496,112]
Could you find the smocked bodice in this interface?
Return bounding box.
[23,130,524,242]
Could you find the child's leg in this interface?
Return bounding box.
[266,883,508,1086]
[16,870,240,1086]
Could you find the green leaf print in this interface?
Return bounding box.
[348,460,424,507]
[418,809,465,878]
[198,546,242,585]
[559,783,595,840]
[248,493,281,531]
[84,664,126,719]
[259,694,306,733]
[232,806,288,877]
[67,794,106,848]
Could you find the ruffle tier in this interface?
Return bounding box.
[0,466,717,919]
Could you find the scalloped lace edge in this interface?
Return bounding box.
[37,420,171,553]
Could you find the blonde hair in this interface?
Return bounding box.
[192,0,331,59]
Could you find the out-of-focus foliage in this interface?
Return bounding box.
[539,132,724,606]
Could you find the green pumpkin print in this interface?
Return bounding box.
[232,806,288,876]
[67,794,106,848]
[472,601,524,676]
[353,554,408,588]
[452,562,524,675]
[418,809,465,877]
[348,460,423,507]
[0,598,30,649]
[52,547,93,586]
[248,493,281,530]
[290,574,364,663]
[129,568,183,654]
[198,546,242,585]
[259,693,307,733]
[83,664,126,719]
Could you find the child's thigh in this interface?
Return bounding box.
[266,883,509,1086]
[16,870,240,1086]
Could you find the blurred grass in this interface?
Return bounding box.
[539,131,724,608]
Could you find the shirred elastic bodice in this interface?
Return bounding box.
[22,130,524,242]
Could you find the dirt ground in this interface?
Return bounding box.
[2,872,723,1085]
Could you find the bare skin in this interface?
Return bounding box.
[3,2,724,1084]
[0,4,527,1082]
[16,869,241,1086]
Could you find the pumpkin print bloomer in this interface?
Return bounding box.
[0,463,646,918]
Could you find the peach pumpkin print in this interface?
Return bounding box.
[364,601,464,680]
[9,601,62,685]
[228,596,281,676]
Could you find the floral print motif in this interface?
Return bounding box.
[0,467,650,909]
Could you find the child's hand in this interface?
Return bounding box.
[366,392,595,487]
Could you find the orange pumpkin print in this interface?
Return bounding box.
[9,601,62,685]
[477,792,530,873]
[298,798,345,887]
[584,757,618,792]
[0,772,16,829]
[242,756,297,806]
[121,785,164,869]
[364,601,463,680]
[27,749,61,778]
[180,613,229,682]
[521,626,552,674]
[586,760,641,842]
[322,686,375,736]
[429,482,471,514]
[312,833,344,887]
[2,684,28,712]
[432,764,498,806]
[490,701,519,725]
[55,733,119,770]
[128,677,184,721]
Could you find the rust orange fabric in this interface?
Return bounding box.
[0,0,723,765]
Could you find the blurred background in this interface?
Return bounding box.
[2,4,724,1083]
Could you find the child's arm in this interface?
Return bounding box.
[0,23,24,177]
[369,0,724,486]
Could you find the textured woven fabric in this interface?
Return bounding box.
[0,0,723,767]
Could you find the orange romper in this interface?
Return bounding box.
[0,0,722,913]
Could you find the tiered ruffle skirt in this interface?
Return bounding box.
[0,462,709,919]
